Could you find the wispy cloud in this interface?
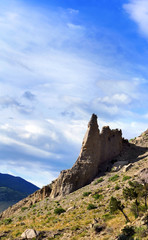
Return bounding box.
[0,0,147,186]
[123,0,148,38]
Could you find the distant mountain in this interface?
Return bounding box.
[0,173,39,212]
[0,173,39,194]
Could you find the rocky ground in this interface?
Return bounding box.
[0,131,148,239]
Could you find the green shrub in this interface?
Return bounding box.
[21,207,28,212]
[4,218,12,225]
[83,191,91,197]
[94,178,104,185]
[92,193,103,200]
[31,204,36,208]
[122,176,131,181]
[92,193,100,200]
[115,185,120,190]
[54,207,65,215]
[109,174,119,182]
[87,203,97,210]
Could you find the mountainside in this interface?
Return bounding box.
[0,116,148,239]
[0,187,27,213]
[0,173,39,212]
[0,173,39,195]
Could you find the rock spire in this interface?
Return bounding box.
[50,114,123,198]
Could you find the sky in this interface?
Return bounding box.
[0,0,148,187]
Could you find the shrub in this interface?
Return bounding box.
[21,207,28,212]
[92,193,103,200]
[54,207,65,215]
[121,225,135,237]
[93,224,106,233]
[115,185,120,190]
[87,203,97,210]
[109,174,119,182]
[4,218,12,225]
[94,178,104,185]
[122,176,131,181]
[92,193,100,200]
[83,191,91,197]
[31,204,36,208]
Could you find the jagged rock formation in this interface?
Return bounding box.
[50,114,123,198]
[0,114,123,219]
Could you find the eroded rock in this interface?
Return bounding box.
[50,114,123,198]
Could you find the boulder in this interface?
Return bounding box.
[21,229,39,239]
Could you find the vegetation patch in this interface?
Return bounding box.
[94,177,104,185]
[109,174,119,182]
[54,207,66,215]
[21,207,28,212]
[83,191,91,197]
[92,193,103,200]
[3,218,12,225]
[87,203,97,210]
[122,175,131,181]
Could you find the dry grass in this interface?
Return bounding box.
[0,154,148,239]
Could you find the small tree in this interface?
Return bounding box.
[139,168,148,208]
[123,181,143,217]
[109,197,130,222]
[143,183,148,208]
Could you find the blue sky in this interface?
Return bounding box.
[0,0,148,187]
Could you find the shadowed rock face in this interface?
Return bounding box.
[50,114,123,198]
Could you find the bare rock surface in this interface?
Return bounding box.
[0,114,123,218]
[21,229,39,239]
[50,114,123,198]
[139,168,148,184]
[131,129,148,147]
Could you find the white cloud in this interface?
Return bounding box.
[0,160,59,188]
[0,0,147,186]
[124,0,148,38]
[98,93,131,105]
[67,23,84,30]
[0,134,60,159]
[67,8,79,14]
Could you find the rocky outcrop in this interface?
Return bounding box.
[139,168,148,184]
[50,114,123,198]
[131,129,148,147]
[0,114,123,219]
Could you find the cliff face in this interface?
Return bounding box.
[50,114,123,198]
[0,114,123,219]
